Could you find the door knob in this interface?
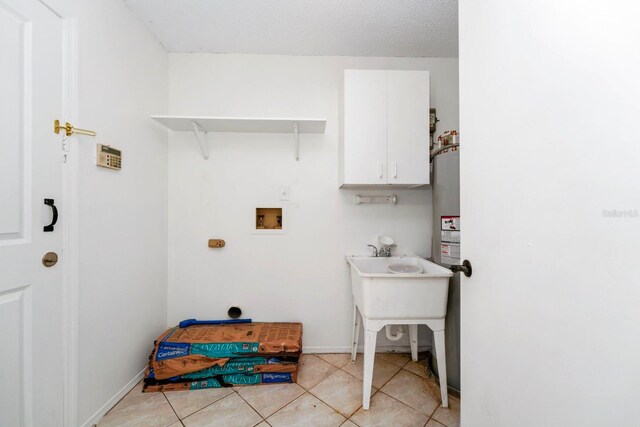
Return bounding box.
[42,252,58,267]
[450,260,472,277]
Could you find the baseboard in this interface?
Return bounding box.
[303,345,431,354]
[81,367,146,427]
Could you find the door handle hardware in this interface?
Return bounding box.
[378,162,383,179]
[53,119,96,137]
[42,252,58,267]
[450,260,472,277]
[43,199,58,232]
[393,161,398,178]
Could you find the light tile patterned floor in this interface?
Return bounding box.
[98,353,460,427]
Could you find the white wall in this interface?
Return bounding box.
[167,54,458,351]
[75,1,168,424]
[460,1,640,426]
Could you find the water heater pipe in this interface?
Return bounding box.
[430,143,460,161]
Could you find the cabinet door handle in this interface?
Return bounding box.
[393,162,398,178]
[378,162,383,179]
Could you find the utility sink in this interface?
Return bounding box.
[346,256,453,320]
[347,255,454,411]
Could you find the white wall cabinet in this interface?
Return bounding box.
[341,69,430,187]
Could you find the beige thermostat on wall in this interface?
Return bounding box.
[97,144,122,170]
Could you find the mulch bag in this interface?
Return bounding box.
[146,355,299,382]
[143,371,297,392]
[150,322,303,380]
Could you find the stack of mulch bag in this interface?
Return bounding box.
[143,320,302,392]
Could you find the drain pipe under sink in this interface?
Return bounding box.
[385,325,406,341]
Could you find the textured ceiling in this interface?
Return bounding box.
[123,0,458,57]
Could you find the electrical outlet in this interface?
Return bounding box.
[279,186,290,201]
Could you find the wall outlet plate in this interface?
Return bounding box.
[279,186,290,201]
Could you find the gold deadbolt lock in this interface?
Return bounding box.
[42,252,58,267]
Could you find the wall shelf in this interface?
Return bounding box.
[151,115,327,160]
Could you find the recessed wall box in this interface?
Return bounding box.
[252,207,286,235]
[256,208,282,229]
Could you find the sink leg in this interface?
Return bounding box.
[433,329,449,408]
[409,324,418,361]
[351,304,360,362]
[362,329,377,410]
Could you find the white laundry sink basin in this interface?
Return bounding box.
[346,256,453,320]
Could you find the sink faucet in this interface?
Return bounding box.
[367,245,378,257]
[367,245,391,257]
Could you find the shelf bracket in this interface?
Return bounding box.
[293,121,299,161]
[192,121,209,160]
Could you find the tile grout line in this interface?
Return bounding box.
[160,392,184,426]
[426,417,446,427]
[347,405,365,422]
[251,386,307,422]
[248,353,336,426]
[423,370,452,427]
[303,387,353,422]
[187,390,253,422]
[390,361,454,426]
[297,354,340,390]
[424,402,442,427]
[376,390,436,423]
[308,354,411,421]
[305,368,365,418]
[234,388,276,424]
[426,400,447,427]
[339,356,446,425]
[174,389,235,422]
[374,360,405,390]
[337,358,399,397]
[378,353,414,369]
[307,369,381,421]
[315,354,353,369]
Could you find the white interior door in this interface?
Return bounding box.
[460,2,640,426]
[0,0,65,425]
[387,70,430,185]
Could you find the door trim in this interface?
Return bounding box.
[60,15,79,427]
[39,0,79,424]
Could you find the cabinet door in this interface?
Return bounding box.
[343,70,388,185]
[387,70,430,185]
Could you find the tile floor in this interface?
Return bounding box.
[98,353,460,427]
